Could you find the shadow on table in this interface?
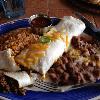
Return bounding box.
[59,0,100,15]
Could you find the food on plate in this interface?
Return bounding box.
[0,48,20,71]
[0,28,39,71]
[54,16,86,42]
[0,73,25,95]
[15,16,85,76]
[4,71,33,88]
[48,36,100,85]
[0,27,39,55]
[0,71,37,95]
[30,14,52,35]
[1,15,100,95]
[0,73,10,93]
[15,29,67,76]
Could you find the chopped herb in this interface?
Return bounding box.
[39,36,51,44]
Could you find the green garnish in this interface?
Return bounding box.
[39,36,51,44]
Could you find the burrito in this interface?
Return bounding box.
[4,71,37,88]
[0,48,20,71]
[15,16,86,76]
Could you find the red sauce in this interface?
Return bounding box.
[31,17,51,28]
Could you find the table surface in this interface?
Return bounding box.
[0,0,100,28]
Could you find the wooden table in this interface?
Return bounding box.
[0,0,100,28]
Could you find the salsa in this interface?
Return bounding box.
[31,17,51,28]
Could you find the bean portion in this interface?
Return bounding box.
[48,36,100,86]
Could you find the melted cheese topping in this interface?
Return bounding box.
[45,28,69,48]
[15,43,48,68]
[46,32,65,41]
[15,31,68,72]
